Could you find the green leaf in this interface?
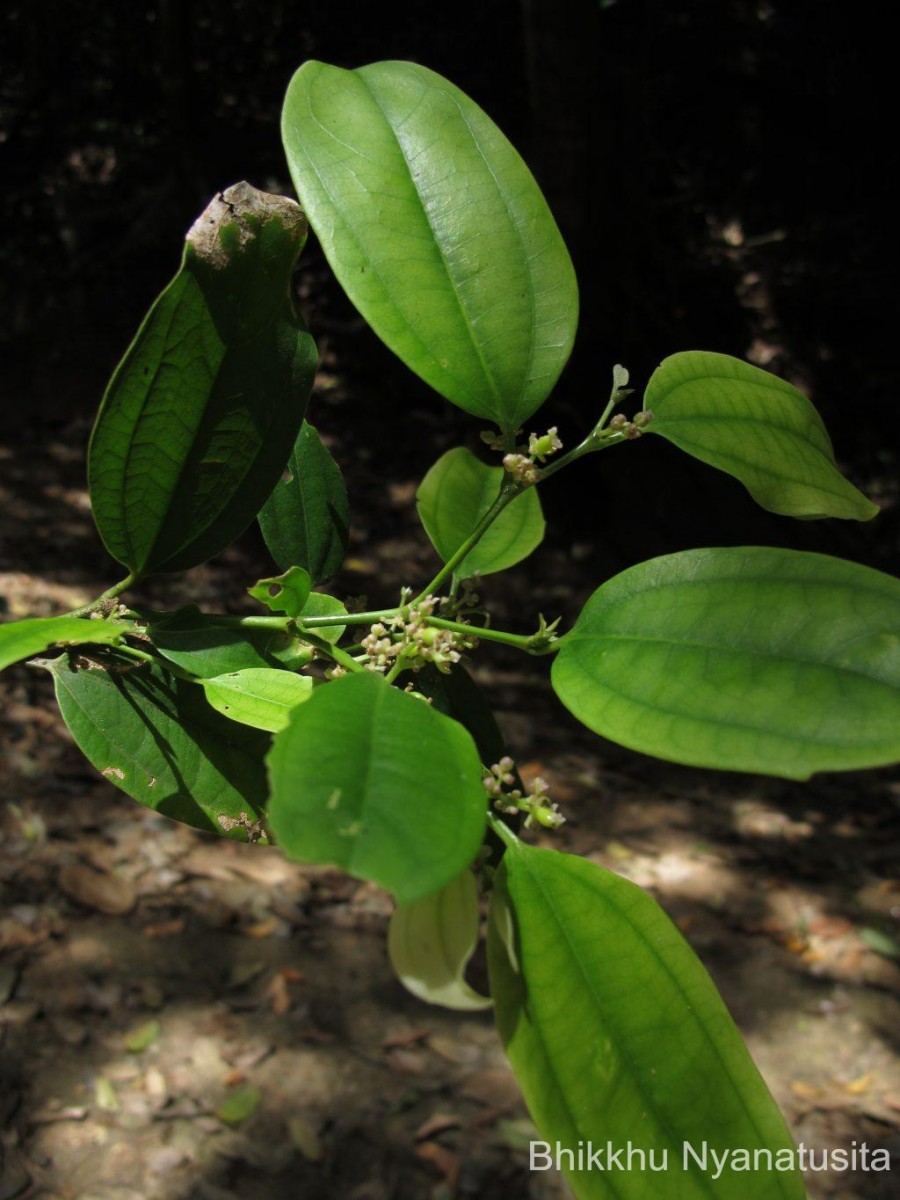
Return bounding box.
[645,352,878,520]
[552,547,900,779]
[258,421,350,583]
[282,61,578,431]
[860,928,900,960]
[416,448,544,578]
[88,182,318,576]
[267,672,486,902]
[216,1086,262,1126]
[0,616,130,673]
[487,841,804,1200]
[202,668,313,733]
[124,1019,161,1053]
[47,656,269,837]
[248,566,312,616]
[150,607,311,677]
[388,868,492,1011]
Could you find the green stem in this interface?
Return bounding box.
[298,608,399,629]
[425,614,560,656]
[486,810,518,849]
[105,640,199,683]
[115,619,362,678]
[211,614,293,630]
[295,630,365,673]
[209,609,399,632]
[537,429,626,484]
[66,572,140,618]
[384,658,406,685]
[413,480,524,602]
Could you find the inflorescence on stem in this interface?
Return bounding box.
[483,756,565,830]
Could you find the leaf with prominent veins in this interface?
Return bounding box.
[281,61,578,431]
[89,182,317,576]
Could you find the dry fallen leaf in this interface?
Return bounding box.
[243,916,280,939]
[287,1115,323,1161]
[845,1072,874,1095]
[382,1027,430,1050]
[416,1141,460,1186]
[385,1048,428,1075]
[142,917,186,938]
[59,862,135,914]
[460,1068,521,1108]
[266,972,291,1016]
[415,1113,460,1141]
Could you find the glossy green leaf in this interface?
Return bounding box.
[487,840,804,1200]
[258,421,350,583]
[89,182,318,576]
[417,448,544,578]
[0,616,130,672]
[388,868,492,1011]
[645,352,878,520]
[267,672,486,902]
[248,566,312,616]
[150,607,311,677]
[282,61,578,431]
[47,657,269,837]
[202,668,313,733]
[552,547,900,778]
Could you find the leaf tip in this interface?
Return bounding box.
[187,182,308,269]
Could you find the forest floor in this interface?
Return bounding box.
[2,400,900,1200]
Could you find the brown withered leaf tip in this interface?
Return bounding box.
[187,181,307,267]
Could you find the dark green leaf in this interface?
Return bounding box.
[0,616,130,673]
[552,547,900,778]
[417,448,544,578]
[645,352,878,520]
[267,672,486,902]
[282,61,578,431]
[258,421,350,583]
[48,656,269,837]
[248,566,312,616]
[150,608,311,677]
[488,841,804,1200]
[89,183,318,576]
[414,664,507,765]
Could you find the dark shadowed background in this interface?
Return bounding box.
[1,0,896,579]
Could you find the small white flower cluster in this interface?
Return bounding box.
[484,757,566,831]
[502,452,540,485]
[502,426,563,483]
[360,596,477,675]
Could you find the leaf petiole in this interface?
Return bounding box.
[66,572,141,618]
[413,479,524,602]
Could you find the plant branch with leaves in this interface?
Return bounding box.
[2,58,898,1200]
